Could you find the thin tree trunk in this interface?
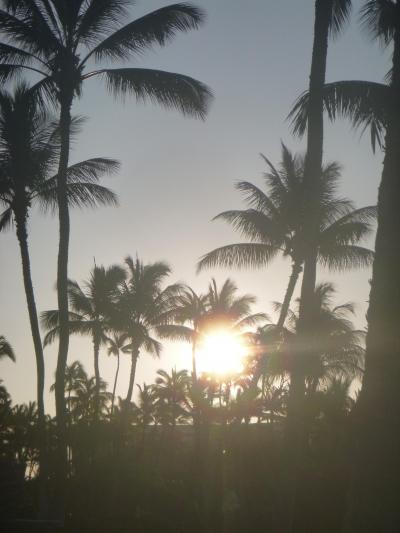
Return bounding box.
[54,92,73,516]
[15,213,48,517]
[343,29,400,533]
[125,347,139,404]
[277,261,303,329]
[93,333,101,421]
[282,2,332,532]
[111,352,120,417]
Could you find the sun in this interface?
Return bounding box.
[197,330,247,376]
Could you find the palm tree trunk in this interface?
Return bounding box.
[125,347,139,404]
[15,213,48,517]
[93,334,101,421]
[111,352,120,417]
[343,29,400,533]
[283,3,332,531]
[54,91,73,513]
[277,261,303,329]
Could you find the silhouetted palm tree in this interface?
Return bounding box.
[0,1,212,462]
[198,146,376,329]
[290,3,400,529]
[134,383,157,428]
[42,264,125,420]
[115,256,182,406]
[154,368,190,428]
[106,333,128,417]
[0,335,15,362]
[50,360,87,420]
[0,84,118,493]
[298,0,352,341]
[268,283,364,392]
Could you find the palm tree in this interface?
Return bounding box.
[106,333,128,417]
[154,368,190,428]
[115,256,182,406]
[42,264,126,420]
[0,84,118,495]
[50,360,87,420]
[0,85,119,416]
[0,335,15,362]
[198,146,376,329]
[298,0,352,341]
[289,3,400,529]
[267,283,365,392]
[134,383,157,428]
[0,0,212,464]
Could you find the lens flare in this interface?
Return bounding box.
[197,330,247,375]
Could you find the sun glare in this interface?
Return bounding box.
[197,331,247,376]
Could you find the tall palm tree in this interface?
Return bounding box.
[0,335,15,362]
[106,332,128,416]
[297,0,353,344]
[42,264,126,420]
[290,3,400,530]
[198,146,376,329]
[0,84,118,495]
[0,0,212,464]
[286,6,352,525]
[115,256,182,406]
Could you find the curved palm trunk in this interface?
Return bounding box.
[277,261,303,329]
[125,346,139,404]
[344,29,400,533]
[111,352,120,417]
[93,333,101,421]
[54,92,73,512]
[283,3,332,532]
[15,213,48,517]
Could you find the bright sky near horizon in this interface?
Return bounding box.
[0,0,389,411]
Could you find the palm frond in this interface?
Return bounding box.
[235,180,279,217]
[288,80,388,152]
[37,182,118,212]
[0,207,13,232]
[101,68,212,119]
[318,244,375,271]
[0,335,15,361]
[84,3,205,62]
[360,0,397,46]
[213,209,284,244]
[330,0,352,37]
[154,324,193,342]
[197,243,278,271]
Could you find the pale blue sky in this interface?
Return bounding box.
[0,0,389,411]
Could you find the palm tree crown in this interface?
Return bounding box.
[0,1,212,115]
[0,335,15,362]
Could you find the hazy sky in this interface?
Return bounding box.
[0,0,389,411]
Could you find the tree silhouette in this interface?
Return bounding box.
[114,256,182,406]
[0,84,118,499]
[0,335,15,362]
[42,264,125,420]
[106,332,128,417]
[154,368,190,428]
[0,1,212,478]
[290,2,400,529]
[198,145,375,330]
